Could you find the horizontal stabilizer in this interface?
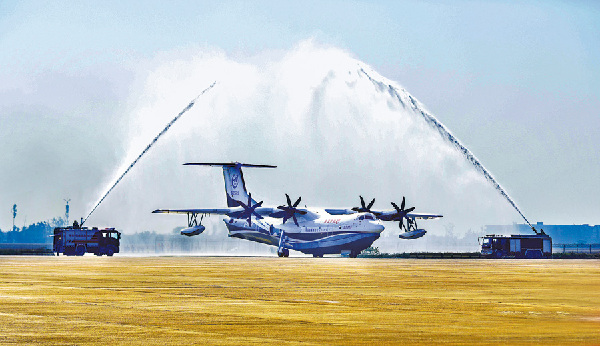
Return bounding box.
[183,162,277,168]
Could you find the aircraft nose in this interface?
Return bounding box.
[371,222,385,232]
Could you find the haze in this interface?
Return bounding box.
[1,1,598,238]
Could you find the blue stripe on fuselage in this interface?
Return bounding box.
[224,218,381,255]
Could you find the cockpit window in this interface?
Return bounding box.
[364,214,374,220]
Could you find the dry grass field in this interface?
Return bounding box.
[0,256,598,345]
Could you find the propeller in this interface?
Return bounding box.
[390,197,415,231]
[230,193,263,226]
[272,194,307,227]
[352,196,376,213]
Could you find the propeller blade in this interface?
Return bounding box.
[277,194,305,225]
[360,196,366,209]
[367,198,375,210]
[236,199,248,209]
[400,196,405,211]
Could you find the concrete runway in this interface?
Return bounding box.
[0,256,598,345]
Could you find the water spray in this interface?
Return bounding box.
[359,68,533,229]
[82,81,217,225]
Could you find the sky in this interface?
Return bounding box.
[1,0,599,233]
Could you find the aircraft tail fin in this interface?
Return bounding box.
[184,162,276,207]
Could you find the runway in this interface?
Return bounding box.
[0,257,598,345]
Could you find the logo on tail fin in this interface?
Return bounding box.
[231,174,239,189]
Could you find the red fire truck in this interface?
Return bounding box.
[53,226,121,256]
[479,233,552,259]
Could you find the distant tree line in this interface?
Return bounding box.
[0,217,65,244]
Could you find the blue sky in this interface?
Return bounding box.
[1,1,599,226]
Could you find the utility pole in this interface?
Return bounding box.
[12,204,17,232]
[64,199,71,226]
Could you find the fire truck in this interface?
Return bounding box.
[479,233,552,259]
[53,225,121,256]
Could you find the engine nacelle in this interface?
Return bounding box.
[399,228,427,240]
[181,225,205,237]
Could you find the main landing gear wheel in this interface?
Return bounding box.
[278,249,289,257]
[312,254,323,258]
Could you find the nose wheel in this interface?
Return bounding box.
[277,248,289,257]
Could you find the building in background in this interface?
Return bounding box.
[484,222,600,244]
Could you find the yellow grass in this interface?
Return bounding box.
[0,256,598,345]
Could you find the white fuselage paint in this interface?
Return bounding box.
[225,210,384,253]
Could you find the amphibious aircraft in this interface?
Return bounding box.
[153,162,442,257]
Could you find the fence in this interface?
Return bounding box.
[554,243,600,254]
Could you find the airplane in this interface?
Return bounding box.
[152,162,442,257]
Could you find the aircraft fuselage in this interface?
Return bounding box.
[224,210,384,257]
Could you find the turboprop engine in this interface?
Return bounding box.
[181,225,205,237]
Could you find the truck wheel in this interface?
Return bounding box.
[75,245,86,256]
[107,246,115,257]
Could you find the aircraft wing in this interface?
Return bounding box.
[152,208,233,215]
[406,212,443,220]
[372,210,443,220]
[152,207,280,216]
[324,208,442,220]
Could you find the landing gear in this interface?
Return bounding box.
[277,230,289,257]
[349,251,358,258]
[312,254,323,258]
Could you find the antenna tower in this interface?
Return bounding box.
[12,204,17,232]
[64,199,71,226]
